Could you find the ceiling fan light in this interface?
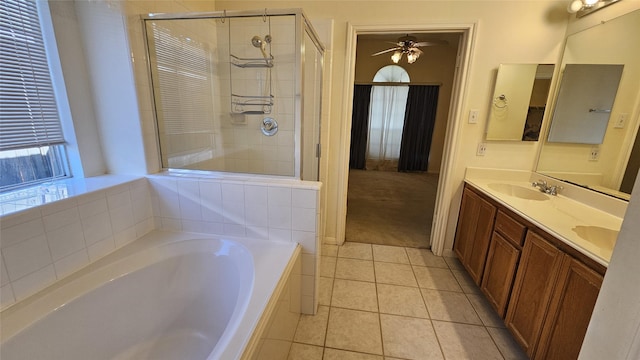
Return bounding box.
[583,0,600,6]
[391,51,402,63]
[407,51,419,64]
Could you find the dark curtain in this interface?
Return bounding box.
[398,85,440,172]
[349,85,373,169]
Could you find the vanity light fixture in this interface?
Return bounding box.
[567,0,622,17]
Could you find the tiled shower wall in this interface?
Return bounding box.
[1,175,322,314]
[0,178,154,309]
[148,173,322,314]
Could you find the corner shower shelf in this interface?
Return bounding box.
[231,94,274,114]
[230,54,274,68]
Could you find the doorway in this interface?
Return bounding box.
[336,23,476,255]
[345,32,460,249]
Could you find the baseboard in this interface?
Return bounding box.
[324,236,337,245]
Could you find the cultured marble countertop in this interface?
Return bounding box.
[465,175,623,267]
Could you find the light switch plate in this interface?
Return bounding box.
[469,109,479,124]
[589,146,600,161]
[614,113,627,128]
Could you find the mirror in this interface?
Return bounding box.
[486,64,554,141]
[536,9,640,200]
[548,64,623,144]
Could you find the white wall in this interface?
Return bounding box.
[580,166,640,359]
[46,1,106,177]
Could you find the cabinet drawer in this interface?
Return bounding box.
[494,211,526,247]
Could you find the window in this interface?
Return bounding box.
[367,65,410,169]
[0,0,69,191]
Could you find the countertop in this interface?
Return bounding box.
[464,170,625,267]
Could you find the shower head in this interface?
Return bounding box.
[251,35,269,61]
[251,36,263,48]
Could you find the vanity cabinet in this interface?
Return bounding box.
[453,188,497,284]
[481,211,526,317]
[532,248,603,359]
[454,184,605,359]
[505,231,564,357]
[506,231,603,359]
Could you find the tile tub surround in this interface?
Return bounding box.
[288,243,527,359]
[1,172,322,314]
[0,177,154,310]
[147,173,322,314]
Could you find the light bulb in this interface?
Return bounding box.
[567,0,583,13]
[407,51,419,64]
[391,51,402,63]
[584,0,599,6]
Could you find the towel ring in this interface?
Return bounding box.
[493,94,508,109]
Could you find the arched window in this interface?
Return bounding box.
[373,65,410,83]
[367,66,410,170]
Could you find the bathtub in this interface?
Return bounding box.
[0,231,301,360]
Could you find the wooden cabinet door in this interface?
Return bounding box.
[505,231,563,357]
[481,232,520,318]
[534,256,603,360]
[453,187,497,285]
[453,188,478,262]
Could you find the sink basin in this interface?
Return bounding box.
[487,183,550,201]
[572,225,619,248]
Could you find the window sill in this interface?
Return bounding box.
[0,174,144,217]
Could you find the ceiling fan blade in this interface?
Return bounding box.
[414,40,449,47]
[371,47,401,56]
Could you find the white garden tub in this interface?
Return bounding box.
[0,231,300,360]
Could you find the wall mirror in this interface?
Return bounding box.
[486,64,554,141]
[547,63,623,144]
[536,9,640,199]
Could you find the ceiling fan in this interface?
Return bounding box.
[371,35,448,64]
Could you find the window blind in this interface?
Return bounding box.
[150,22,214,135]
[0,0,65,151]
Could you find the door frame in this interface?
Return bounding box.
[335,22,477,255]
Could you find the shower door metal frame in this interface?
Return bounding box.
[140,9,325,180]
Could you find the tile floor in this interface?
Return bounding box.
[287,242,528,360]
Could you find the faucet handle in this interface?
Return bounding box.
[547,185,564,196]
[532,179,547,187]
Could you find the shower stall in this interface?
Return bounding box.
[142,9,324,180]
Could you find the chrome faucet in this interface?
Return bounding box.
[532,179,563,196]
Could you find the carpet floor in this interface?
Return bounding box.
[345,169,439,248]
